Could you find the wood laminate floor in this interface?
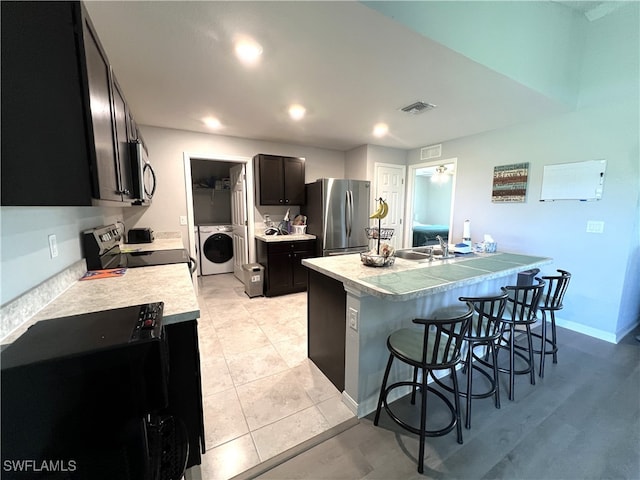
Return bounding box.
[252,325,640,480]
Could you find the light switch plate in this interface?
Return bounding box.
[586,220,604,233]
[348,307,358,331]
[48,234,58,258]
[180,216,188,226]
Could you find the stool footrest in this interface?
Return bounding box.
[382,381,458,438]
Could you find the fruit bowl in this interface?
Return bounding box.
[360,252,395,267]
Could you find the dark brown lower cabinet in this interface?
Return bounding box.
[257,239,315,297]
[307,269,346,391]
[164,320,205,470]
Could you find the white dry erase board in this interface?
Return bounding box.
[540,159,606,201]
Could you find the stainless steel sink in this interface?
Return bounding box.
[395,246,456,262]
[395,250,432,261]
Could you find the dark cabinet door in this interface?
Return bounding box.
[256,154,305,205]
[1,1,94,206]
[112,80,134,201]
[258,154,285,205]
[82,16,121,202]
[258,240,315,296]
[292,247,314,290]
[283,157,306,205]
[0,2,141,206]
[268,252,294,293]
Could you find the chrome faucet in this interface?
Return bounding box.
[436,235,449,257]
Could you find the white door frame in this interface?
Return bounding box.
[183,152,256,281]
[404,157,457,248]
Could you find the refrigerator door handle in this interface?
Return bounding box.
[348,190,354,238]
[344,190,351,238]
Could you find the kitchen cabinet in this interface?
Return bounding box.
[1,1,138,206]
[256,239,315,296]
[254,154,306,206]
[164,320,206,470]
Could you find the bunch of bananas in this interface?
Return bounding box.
[370,198,389,219]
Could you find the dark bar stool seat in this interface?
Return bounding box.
[532,269,571,377]
[373,303,473,474]
[497,278,545,401]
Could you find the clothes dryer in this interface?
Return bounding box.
[199,225,234,275]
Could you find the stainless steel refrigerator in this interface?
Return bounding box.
[303,178,370,256]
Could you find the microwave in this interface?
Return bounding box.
[130,140,156,204]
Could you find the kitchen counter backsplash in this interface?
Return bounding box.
[0,259,86,342]
[1,231,187,343]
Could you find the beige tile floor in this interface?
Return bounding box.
[194,273,355,480]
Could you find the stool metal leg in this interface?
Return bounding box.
[539,310,548,378]
[526,324,536,386]
[418,367,428,474]
[465,342,474,429]
[551,310,558,364]
[374,354,394,426]
[411,367,418,405]
[451,366,463,444]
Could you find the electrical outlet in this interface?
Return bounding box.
[48,234,58,258]
[586,220,604,234]
[180,216,188,226]
[348,307,358,331]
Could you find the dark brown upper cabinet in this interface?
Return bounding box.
[254,154,305,206]
[1,1,138,206]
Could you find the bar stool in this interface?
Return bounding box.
[373,303,473,474]
[457,292,508,429]
[533,270,571,377]
[497,278,545,401]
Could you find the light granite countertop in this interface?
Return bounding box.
[255,233,316,243]
[302,252,552,302]
[1,232,198,345]
[120,237,185,252]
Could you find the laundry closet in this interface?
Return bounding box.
[191,159,235,276]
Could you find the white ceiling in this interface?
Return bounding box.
[85,1,573,152]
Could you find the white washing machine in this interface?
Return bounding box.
[199,225,234,275]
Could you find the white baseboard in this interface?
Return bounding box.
[555,317,618,344]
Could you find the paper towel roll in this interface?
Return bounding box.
[463,220,471,240]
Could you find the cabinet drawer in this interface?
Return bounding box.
[267,240,315,254]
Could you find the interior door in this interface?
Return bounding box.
[374,163,406,251]
[230,163,249,280]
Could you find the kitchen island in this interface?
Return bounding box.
[302,252,552,417]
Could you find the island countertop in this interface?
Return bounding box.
[302,252,552,302]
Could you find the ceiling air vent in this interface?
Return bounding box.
[420,144,442,160]
[400,101,437,115]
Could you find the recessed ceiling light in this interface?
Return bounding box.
[234,39,263,65]
[203,117,221,129]
[288,104,306,121]
[373,123,388,137]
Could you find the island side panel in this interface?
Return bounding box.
[307,269,346,391]
[346,273,518,418]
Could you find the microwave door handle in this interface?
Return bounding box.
[144,163,157,198]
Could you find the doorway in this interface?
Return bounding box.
[404,159,457,248]
[183,153,254,283]
[373,163,406,252]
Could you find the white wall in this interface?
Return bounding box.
[124,126,346,242]
[406,2,639,342]
[345,145,367,180]
[0,207,123,305]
